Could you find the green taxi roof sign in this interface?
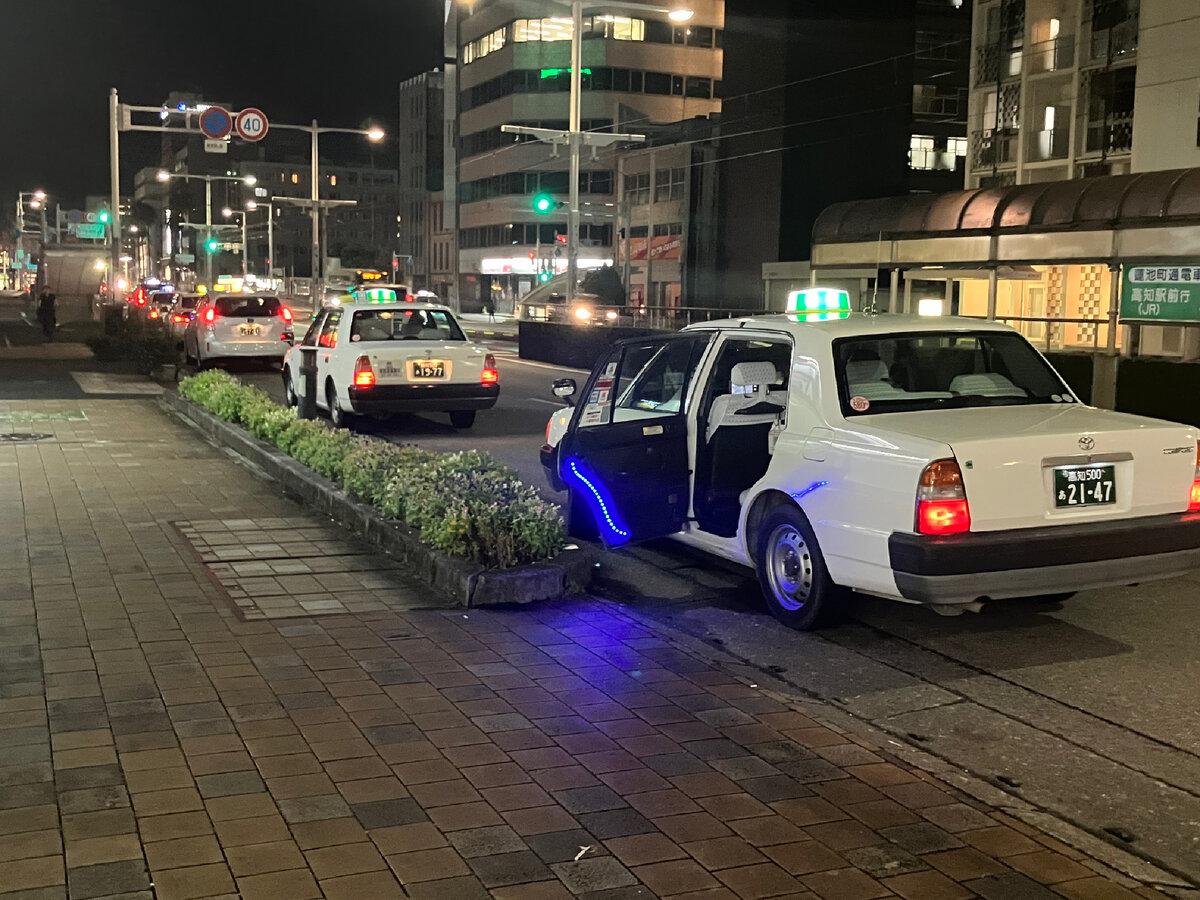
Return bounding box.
[787,287,851,314]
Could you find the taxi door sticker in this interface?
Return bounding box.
[582,375,615,426]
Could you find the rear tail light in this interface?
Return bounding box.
[148,309,159,319]
[280,307,293,323]
[1189,443,1200,512]
[354,356,376,388]
[171,314,188,324]
[204,308,216,324]
[137,297,146,307]
[916,459,971,535]
[545,417,553,442]
[406,293,415,303]
[481,353,499,385]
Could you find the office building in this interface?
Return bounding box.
[446,0,724,309]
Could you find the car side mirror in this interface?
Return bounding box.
[552,378,577,406]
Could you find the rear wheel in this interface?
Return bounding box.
[327,383,354,430]
[754,505,841,630]
[449,410,476,429]
[282,369,298,407]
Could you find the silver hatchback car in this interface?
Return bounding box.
[184,293,295,367]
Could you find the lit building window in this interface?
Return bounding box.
[909,135,937,170]
[948,137,967,157]
[514,17,574,42]
[463,26,506,64]
[291,173,299,185]
[330,175,338,186]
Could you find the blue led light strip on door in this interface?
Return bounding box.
[564,457,630,544]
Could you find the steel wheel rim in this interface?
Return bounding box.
[765,523,813,611]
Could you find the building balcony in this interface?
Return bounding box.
[1028,127,1070,162]
[1029,35,1075,74]
[975,43,1022,86]
[1086,16,1137,64]
[1084,113,1133,155]
[971,128,1018,169]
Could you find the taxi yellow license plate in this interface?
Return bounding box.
[1054,464,1116,507]
[410,360,446,379]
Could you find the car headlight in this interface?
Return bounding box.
[605,310,618,320]
[575,307,592,321]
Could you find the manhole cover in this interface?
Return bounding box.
[0,433,54,443]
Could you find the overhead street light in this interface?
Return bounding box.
[156,169,256,283]
[270,120,386,291]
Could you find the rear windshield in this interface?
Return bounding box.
[835,331,1073,415]
[349,309,465,342]
[215,295,280,318]
[177,295,201,309]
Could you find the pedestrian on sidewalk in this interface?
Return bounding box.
[36,287,56,341]
[483,296,495,322]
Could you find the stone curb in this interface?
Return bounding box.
[160,392,593,608]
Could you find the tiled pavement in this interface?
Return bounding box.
[0,392,1179,899]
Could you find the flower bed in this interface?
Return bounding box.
[178,370,564,569]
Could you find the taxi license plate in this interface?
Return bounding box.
[1054,464,1116,507]
[410,360,446,379]
[239,324,262,336]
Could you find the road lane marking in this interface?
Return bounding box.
[500,357,590,373]
[528,398,565,406]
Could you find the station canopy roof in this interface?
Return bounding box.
[814,167,1200,244]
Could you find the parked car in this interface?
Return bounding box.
[540,306,1200,629]
[282,292,498,429]
[183,293,295,368]
[166,293,203,339]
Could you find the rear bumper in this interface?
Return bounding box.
[889,512,1200,604]
[205,339,291,359]
[348,383,499,414]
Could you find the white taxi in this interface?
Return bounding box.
[282,289,498,429]
[184,293,296,367]
[541,300,1200,629]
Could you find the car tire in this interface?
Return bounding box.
[283,369,298,407]
[327,383,354,430]
[754,504,841,631]
[449,410,476,429]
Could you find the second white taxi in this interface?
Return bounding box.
[541,295,1200,629]
[282,289,499,429]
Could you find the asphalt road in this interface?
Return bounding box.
[230,342,576,495]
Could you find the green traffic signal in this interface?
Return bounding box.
[538,271,551,283]
[98,210,110,224]
[532,193,555,215]
[205,237,219,253]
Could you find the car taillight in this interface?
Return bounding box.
[171,314,187,324]
[149,309,159,319]
[280,307,293,323]
[545,418,553,443]
[406,293,415,303]
[137,297,146,307]
[916,459,970,535]
[481,353,498,385]
[1189,443,1200,512]
[204,308,216,324]
[354,356,376,388]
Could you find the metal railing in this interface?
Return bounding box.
[990,314,1109,353]
[1028,35,1075,74]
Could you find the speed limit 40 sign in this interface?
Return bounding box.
[235,108,269,142]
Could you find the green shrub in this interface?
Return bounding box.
[174,374,565,568]
[86,317,179,374]
[342,442,436,508]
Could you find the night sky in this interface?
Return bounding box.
[0,0,445,213]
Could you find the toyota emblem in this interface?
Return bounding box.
[1078,436,1095,451]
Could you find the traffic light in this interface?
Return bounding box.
[538,271,551,283]
[532,193,560,215]
[98,210,110,224]
[205,236,219,254]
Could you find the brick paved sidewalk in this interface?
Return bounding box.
[0,393,1177,899]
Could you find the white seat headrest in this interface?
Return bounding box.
[730,361,778,390]
[844,359,889,384]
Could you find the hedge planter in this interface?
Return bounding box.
[162,391,592,607]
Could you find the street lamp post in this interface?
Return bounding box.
[246,201,275,282]
[269,121,384,295]
[222,208,249,278]
[497,2,690,300]
[156,170,256,285]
